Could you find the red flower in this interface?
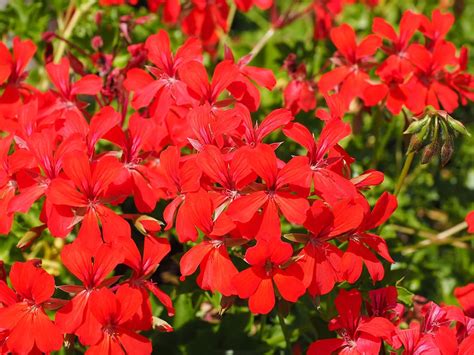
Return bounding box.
[226,144,310,241]
[308,289,395,355]
[467,211,474,234]
[283,54,316,114]
[312,0,344,40]
[363,55,410,114]
[297,199,364,296]
[196,144,255,204]
[46,57,102,104]
[283,118,357,204]
[124,30,202,116]
[46,152,130,248]
[232,104,293,147]
[367,286,404,324]
[319,24,381,102]
[0,262,63,354]
[80,286,152,354]
[419,9,454,46]
[147,0,181,23]
[340,192,397,283]
[105,113,160,213]
[182,0,230,46]
[179,60,239,108]
[0,136,17,234]
[55,242,123,343]
[7,128,84,216]
[405,41,459,113]
[179,190,240,296]
[151,146,201,242]
[225,49,276,112]
[233,240,305,314]
[0,37,36,91]
[372,11,421,60]
[123,234,175,327]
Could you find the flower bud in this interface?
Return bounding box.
[17,225,46,250]
[152,317,174,332]
[421,140,440,165]
[441,138,454,167]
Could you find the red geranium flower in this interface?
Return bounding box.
[0,261,63,354]
[308,289,395,355]
[233,240,305,314]
[80,286,152,354]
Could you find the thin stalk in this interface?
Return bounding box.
[259,314,267,340]
[248,4,312,62]
[370,108,383,168]
[218,2,237,53]
[394,151,415,197]
[400,221,469,254]
[54,0,95,62]
[278,314,291,353]
[248,27,276,62]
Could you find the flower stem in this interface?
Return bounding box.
[278,314,291,353]
[248,27,275,62]
[394,151,415,197]
[54,0,95,62]
[259,314,267,340]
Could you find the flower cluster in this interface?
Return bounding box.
[99,0,380,51]
[0,24,399,352]
[0,2,473,354]
[309,284,474,354]
[286,9,474,115]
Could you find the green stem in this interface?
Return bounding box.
[394,151,415,197]
[54,0,95,62]
[400,221,469,254]
[370,108,383,168]
[218,2,236,52]
[259,314,267,340]
[248,27,276,62]
[278,314,291,353]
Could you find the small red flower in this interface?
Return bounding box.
[233,240,305,314]
[308,289,395,355]
[0,262,63,354]
[80,286,152,354]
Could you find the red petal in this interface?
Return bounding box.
[273,265,305,302]
[248,277,275,314]
[318,66,350,93]
[330,24,357,60]
[33,309,63,353]
[308,339,344,355]
[180,242,213,278]
[71,74,102,96]
[233,266,263,299]
[10,262,55,304]
[274,191,309,225]
[226,191,267,223]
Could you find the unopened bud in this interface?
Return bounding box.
[219,295,236,316]
[404,115,430,135]
[448,117,471,137]
[441,138,454,167]
[408,133,423,153]
[421,140,440,165]
[152,316,174,332]
[17,225,46,250]
[134,215,163,235]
